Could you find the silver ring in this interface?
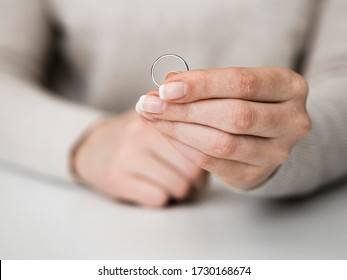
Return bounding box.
[151,54,189,87]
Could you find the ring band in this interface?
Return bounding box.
[151,54,189,87]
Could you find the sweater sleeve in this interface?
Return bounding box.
[239,0,347,197]
[0,0,104,181]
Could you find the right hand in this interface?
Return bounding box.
[72,111,207,207]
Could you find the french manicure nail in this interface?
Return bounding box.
[159,82,187,100]
[135,100,154,121]
[137,95,164,114]
[135,99,142,114]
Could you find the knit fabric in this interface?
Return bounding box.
[1,0,346,196]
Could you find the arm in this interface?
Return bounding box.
[0,0,205,206]
[0,0,103,180]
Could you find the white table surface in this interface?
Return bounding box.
[1,164,347,259]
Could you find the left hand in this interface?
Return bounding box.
[136,67,311,190]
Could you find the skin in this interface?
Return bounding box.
[73,111,207,207]
[136,67,311,190]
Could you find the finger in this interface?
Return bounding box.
[145,119,287,166]
[110,174,169,207]
[150,147,206,190]
[124,119,204,188]
[137,94,293,137]
[145,126,204,183]
[165,71,181,80]
[153,145,208,191]
[158,67,305,103]
[166,137,272,190]
[124,151,194,200]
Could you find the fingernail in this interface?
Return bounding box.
[137,95,164,114]
[159,82,187,100]
[135,99,142,114]
[135,101,154,121]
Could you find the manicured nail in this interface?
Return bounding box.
[135,99,142,114]
[159,82,187,100]
[136,95,164,114]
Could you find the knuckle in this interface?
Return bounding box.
[213,133,236,158]
[234,70,261,98]
[299,115,312,137]
[232,102,255,132]
[295,114,312,138]
[291,71,309,98]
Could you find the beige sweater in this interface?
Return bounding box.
[1,0,347,196]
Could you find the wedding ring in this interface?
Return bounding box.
[150,54,189,87]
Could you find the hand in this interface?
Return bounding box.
[72,111,206,207]
[136,67,311,190]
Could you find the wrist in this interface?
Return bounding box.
[69,117,110,182]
